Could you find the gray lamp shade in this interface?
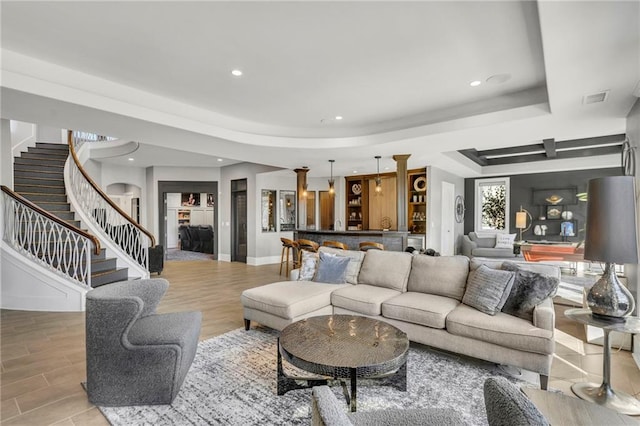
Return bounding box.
[584,176,639,264]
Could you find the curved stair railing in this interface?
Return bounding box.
[1,185,100,287]
[67,131,156,271]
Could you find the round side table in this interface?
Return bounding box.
[564,308,640,415]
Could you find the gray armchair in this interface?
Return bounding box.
[461,232,516,259]
[311,386,463,425]
[86,278,201,406]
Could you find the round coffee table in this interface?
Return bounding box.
[277,314,409,412]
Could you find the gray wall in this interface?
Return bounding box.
[464,167,622,241]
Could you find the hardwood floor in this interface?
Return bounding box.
[1,260,639,424]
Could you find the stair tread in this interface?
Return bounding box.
[15,184,66,189]
[92,267,128,278]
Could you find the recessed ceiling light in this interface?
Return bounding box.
[384,167,390,170]
[231,69,243,77]
[217,158,224,162]
[470,80,482,87]
[128,158,134,161]
[335,116,343,120]
[353,170,358,174]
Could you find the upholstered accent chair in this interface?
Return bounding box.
[484,377,549,426]
[85,278,201,406]
[311,386,463,425]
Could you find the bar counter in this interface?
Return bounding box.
[294,229,409,252]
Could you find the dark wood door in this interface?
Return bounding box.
[231,179,247,263]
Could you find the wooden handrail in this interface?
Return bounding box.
[67,131,157,247]
[1,185,101,255]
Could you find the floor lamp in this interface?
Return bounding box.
[515,207,531,242]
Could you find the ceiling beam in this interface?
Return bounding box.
[485,145,622,165]
[555,133,626,149]
[458,149,488,166]
[459,133,626,166]
[543,138,556,158]
[477,143,543,157]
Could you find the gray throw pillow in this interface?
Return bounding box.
[313,252,350,284]
[501,262,560,322]
[462,264,515,315]
[484,377,549,426]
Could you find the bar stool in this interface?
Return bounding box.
[296,239,319,266]
[323,240,349,250]
[359,241,384,251]
[279,238,298,277]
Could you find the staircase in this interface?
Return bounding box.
[13,142,128,287]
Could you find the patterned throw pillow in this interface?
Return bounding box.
[313,252,350,284]
[462,264,516,315]
[494,233,517,249]
[297,251,318,281]
[501,262,560,321]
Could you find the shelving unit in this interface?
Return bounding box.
[178,209,191,226]
[408,169,427,234]
[345,176,368,230]
[529,187,580,242]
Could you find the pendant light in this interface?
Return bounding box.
[374,156,382,194]
[328,160,335,194]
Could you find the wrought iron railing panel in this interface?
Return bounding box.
[2,192,92,287]
[68,132,150,270]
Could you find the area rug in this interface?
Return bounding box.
[98,328,534,425]
[166,248,214,261]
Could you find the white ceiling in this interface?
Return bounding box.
[1,1,638,177]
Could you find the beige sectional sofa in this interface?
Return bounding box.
[241,247,559,389]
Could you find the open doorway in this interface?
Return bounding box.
[157,181,218,260]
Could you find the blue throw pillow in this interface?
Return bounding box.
[313,252,350,284]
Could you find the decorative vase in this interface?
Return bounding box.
[561,211,573,220]
[587,263,635,321]
[534,225,542,235]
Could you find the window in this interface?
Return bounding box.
[475,178,510,232]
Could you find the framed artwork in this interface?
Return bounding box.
[181,193,200,206]
[207,193,215,207]
[546,205,563,220]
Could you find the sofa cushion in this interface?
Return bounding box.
[446,304,554,354]
[319,246,365,285]
[357,250,413,291]
[462,264,515,315]
[314,252,350,284]
[298,251,318,281]
[470,259,560,280]
[331,284,401,316]
[407,255,469,300]
[241,281,349,320]
[501,262,560,322]
[382,292,460,329]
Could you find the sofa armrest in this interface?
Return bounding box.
[532,297,555,332]
[461,235,477,258]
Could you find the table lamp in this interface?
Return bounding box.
[584,176,638,321]
[515,206,531,242]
